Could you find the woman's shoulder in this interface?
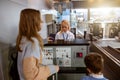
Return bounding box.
[22,37,39,50]
[32,37,39,43]
[24,37,40,59]
[21,37,38,44]
[22,37,38,47]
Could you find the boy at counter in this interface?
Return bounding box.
[81,52,108,80]
[55,20,75,41]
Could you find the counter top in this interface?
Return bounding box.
[44,39,89,46]
[58,67,86,74]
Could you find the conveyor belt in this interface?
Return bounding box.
[90,42,120,80]
[102,46,120,60]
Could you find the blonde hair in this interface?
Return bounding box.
[60,20,70,32]
[16,8,43,52]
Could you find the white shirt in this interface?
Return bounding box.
[55,31,75,41]
[90,73,105,79]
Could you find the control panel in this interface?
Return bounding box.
[43,47,54,65]
[43,46,88,67]
[56,47,71,67]
[71,46,87,67]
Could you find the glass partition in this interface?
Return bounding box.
[41,6,120,39]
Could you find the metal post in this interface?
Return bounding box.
[55,72,58,80]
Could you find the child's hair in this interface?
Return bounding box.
[60,20,70,31]
[84,52,104,74]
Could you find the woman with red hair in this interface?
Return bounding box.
[16,8,59,80]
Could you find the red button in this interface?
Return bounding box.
[76,52,83,58]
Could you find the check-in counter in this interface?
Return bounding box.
[44,39,89,80]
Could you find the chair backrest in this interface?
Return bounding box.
[48,33,56,41]
[70,28,76,38]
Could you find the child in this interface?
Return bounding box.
[55,20,75,41]
[81,52,108,80]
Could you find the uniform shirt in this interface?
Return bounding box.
[17,37,57,80]
[55,31,75,41]
[81,74,108,80]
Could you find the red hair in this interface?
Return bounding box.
[16,8,43,52]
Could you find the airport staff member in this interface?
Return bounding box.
[16,8,59,80]
[55,20,75,41]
